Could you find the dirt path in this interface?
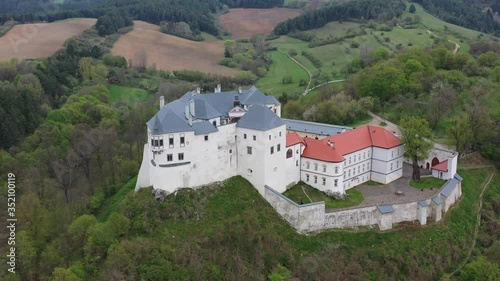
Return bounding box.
[277,48,312,95]
[447,169,495,278]
[426,30,460,54]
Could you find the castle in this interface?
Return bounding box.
[136,86,410,196]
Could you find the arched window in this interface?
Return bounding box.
[322,165,326,173]
[314,163,318,171]
[314,176,318,184]
[306,162,310,169]
[286,149,293,159]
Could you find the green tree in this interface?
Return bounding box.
[268,264,292,281]
[79,57,92,82]
[491,66,500,82]
[399,116,433,180]
[409,4,416,13]
[51,267,81,281]
[460,257,500,281]
[448,114,473,158]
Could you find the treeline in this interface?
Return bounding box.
[0,0,284,36]
[95,10,133,36]
[411,0,500,36]
[274,0,406,35]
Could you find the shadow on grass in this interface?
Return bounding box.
[283,181,364,209]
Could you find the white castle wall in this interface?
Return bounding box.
[285,143,302,188]
[265,175,462,233]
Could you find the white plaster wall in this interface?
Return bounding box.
[285,143,302,188]
[432,169,450,180]
[301,158,343,193]
[135,144,151,189]
[323,206,378,228]
[392,202,419,223]
[440,181,462,212]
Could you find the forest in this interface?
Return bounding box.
[274,0,407,35]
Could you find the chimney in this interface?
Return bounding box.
[189,99,195,117]
[217,84,221,93]
[196,87,201,94]
[185,102,192,125]
[238,86,242,94]
[159,96,165,110]
[233,95,240,107]
[341,127,346,133]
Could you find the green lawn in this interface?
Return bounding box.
[283,182,364,209]
[256,50,309,97]
[409,177,446,189]
[109,85,151,103]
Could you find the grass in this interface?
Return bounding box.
[409,177,446,189]
[97,176,137,222]
[256,50,309,97]
[95,167,494,278]
[109,85,151,103]
[283,182,364,209]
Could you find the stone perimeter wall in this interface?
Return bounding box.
[264,175,463,233]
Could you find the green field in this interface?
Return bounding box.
[283,182,364,209]
[109,85,151,103]
[255,50,309,97]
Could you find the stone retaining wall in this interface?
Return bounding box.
[265,174,463,233]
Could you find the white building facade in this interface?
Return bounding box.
[136,86,405,197]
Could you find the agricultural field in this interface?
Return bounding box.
[0,18,96,61]
[255,50,309,97]
[219,8,302,39]
[112,21,237,76]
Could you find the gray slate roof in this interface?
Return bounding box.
[440,178,459,198]
[192,121,218,135]
[432,197,442,205]
[377,205,394,214]
[283,119,352,136]
[418,200,429,207]
[454,174,463,181]
[147,86,280,135]
[236,104,285,131]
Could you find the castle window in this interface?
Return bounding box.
[306,174,310,182]
[368,151,371,157]
[335,166,338,174]
[279,132,282,137]
[362,164,365,172]
[396,161,399,168]
[334,179,338,187]
[354,155,356,162]
[229,149,232,154]
[204,135,208,141]
[314,163,318,171]
[306,162,310,169]
[270,146,274,154]
[392,151,394,158]
[159,139,164,147]
[253,135,256,141]
[349,158,351,164]
[167,154,173,161]
[286,149,293,159]
[322,165,326,173]
[364,152,366,159]
[367,162,370,169]
[391,163,393,171]
[247,146,252,155]
[348,170,351,177]
[169,135,174,148]
[322,178,326,185]
[314,176,317,184]
[269,135,271,140]
[358,166,360,174]
[244,134,247,139]
[296,160,299,166]
[180,134,185,147]
[178,153,184,161]
[277,144,281,152]
[248,169,252,176]
[344,174,346,179]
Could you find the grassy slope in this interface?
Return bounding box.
[96,166,494,279]
[109,85,151,103]
[283,182,363,209]
[255,50,309,96]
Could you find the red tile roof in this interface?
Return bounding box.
[432,160,448,172]
[323,125,402,156]
[286,132,305,147]
[302,137,345,163]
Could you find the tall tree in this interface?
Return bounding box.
[448,114,473,158]
[399,116,433,181]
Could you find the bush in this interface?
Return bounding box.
[301,51,322,68]
[282,75,293,84]
[350,41,360,48]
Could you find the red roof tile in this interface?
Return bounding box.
[432,160,448,172]
[302,137,344,163]
[323,125,402,156]
[286,132,305,147]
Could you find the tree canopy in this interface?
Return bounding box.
[399,116,433,180]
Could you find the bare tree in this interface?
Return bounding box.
[134,49,148,72]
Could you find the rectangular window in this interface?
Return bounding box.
[277,144,281,152]
[270,146,274,154]
[244,134,247,139]
[323,166,326,172]
[396,161,399,168]
[269,135,271,140]
[392,151,394,158]
[253,135,256,141]
[334,179,338,187]
[391,163,393,170]
[247,146,252,155]
[358,166,360,174]
[306,174,309,182]
[204,135,208,141]
[322,178,326,185]
[154,139,159,147]
[279,132,282,137]
[229,149,232,154]
[169,135,174,148]
[349,158,351,164]
[178,153,184,161]
[167,154,173,161]
[159,139,164,147]
[314,176,317,184]
[180,134,185,147]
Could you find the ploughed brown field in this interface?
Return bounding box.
[112,21,237,76]
[0,18,96,61]
[219,8,302,40]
